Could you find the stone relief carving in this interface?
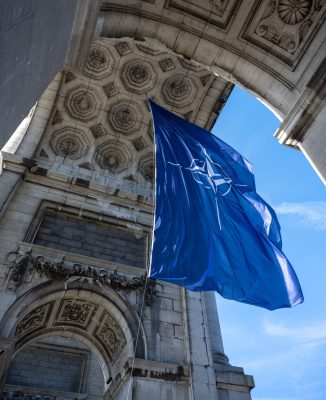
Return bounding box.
[11,253,156,306]
[108,100,143,135]
[85,45,114,79]
[95,140,132,172]
[15,302,53,339]
[132,137,146,151]
[166,0,241,29]
[7,251,32,289]
[138,153,154,182]
[159,58,176,72]
[55,299,98,328]
[50,127,90,159]
[115,41,132,56]
[64,85,102,122]
[278,0,312,24]
[162,75,197,108]
[90,123,106,138]
[94,311,126,361]
[242,0,325,67]
[121,59,156,94]
[103,82,119,98]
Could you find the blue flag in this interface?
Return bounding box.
[149,100,303,310]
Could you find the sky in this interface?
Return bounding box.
[212,86,326,400]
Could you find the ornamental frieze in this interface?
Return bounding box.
[54,299,98,329]
[15,302,53,339]
[94,311,127,361]
[8,253,156,306]
[241,0,325,67]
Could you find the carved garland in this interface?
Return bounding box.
[9,253,155,306]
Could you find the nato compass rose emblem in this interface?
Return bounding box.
[168,151,233,230]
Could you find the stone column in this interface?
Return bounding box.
[203,291,229,366]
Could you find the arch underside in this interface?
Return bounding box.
[0,2,325,400]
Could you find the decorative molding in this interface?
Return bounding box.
[103,82,119,98]
[15,302,53,340]
[159,58,176,72]
[162,74,197,108]
[241,0,326,68]
[166,0,241,30]
[64,85,102,122]
[90,123,106,138]
[54,299,98,329]
[85,45,114,79]
[120,59,157,94]
[114,41,132,56]
[94,311,126,361]
[108,100,143,135]
[50,127,90,159]
[132,136,147,151]
[95,140,132,172]
[12,253,156,306]
[7,251,32,290]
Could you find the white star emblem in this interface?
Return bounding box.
[167,152,233,230]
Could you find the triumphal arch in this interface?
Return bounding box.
[0,1,325,399]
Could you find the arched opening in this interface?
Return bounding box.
[0,284,147,398]
[5,335,105,400]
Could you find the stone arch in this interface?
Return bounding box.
[100,2,325,119]
[0,281,147,391]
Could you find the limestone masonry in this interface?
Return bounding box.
[0,1,325,399]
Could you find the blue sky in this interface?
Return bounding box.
[213,87,326,400]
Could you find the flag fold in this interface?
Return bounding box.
[149,100,303,310]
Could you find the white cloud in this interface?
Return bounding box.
[274,201,326,230]
[263,320,326,343]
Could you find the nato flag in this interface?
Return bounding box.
[149,100,303,310]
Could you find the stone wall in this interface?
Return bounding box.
[33,210,147,268]
[5,337,104,400]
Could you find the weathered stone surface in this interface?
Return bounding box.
[4,0,325,397]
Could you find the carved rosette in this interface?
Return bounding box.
[94,311,126,361]
[121,59,157,94]
[162,75,197,108]
[64,85,102,122]
[54,299,98,329]
[15,302,53,339]
[242,0,320,62]
[50,127,90,159]
[278,0,312,24]
[108,100,143,135]
[138,153,154,182]
[96,140,132,173]
[85,45,114,79]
